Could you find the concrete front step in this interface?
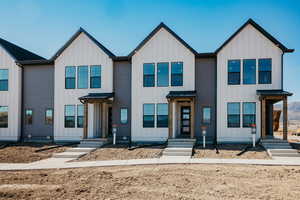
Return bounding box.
[78,144,103,148]
[270,152,300,157]
[52,151,87,159]
[168,142,195,146]
[162,151,192,156]
[263,145,292,149]
[168,138,196,142]
[164,148,193,152]
[269,149,298,153]
[66,147,96,153]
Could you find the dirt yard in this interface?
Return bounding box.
[0,143,70,163]
[193,144,270,159]
[77,144,164,161]
[0,164,300,200]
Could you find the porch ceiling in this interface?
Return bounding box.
[257,90,292,102]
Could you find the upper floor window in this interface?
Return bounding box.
[143,63,155,87]
[202,106,211,124]
[77,66,88,89]
[157,63,169,87]
[227,103,240,128]
[77,105,84,128]
[243,102,256,127]
[65,66,76,89]
[25,109,33,125]
[65,105,75,128]
[157,103,168,128]
[0,69,8,91]
[228,60,240,85]
[171,62,183,86]
[0,106,8,128]
[143,104,155,127]
[258,59,272,84]
[120,108,128,124]
[90,65,101,88]
[45,109,53,125]
[243,59,256,84]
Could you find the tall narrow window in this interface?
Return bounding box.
[65,66,76,89]
[243,102,256,127]
[228,60,240,85]
[77,66,88,89]
[143,104,155,127]
[202,107,211,124]
[259,59,272,84]
[157,63,169,87]
[25,109,33,125]
[120,108,128,124]
[171,62,183,86]
[143,63,155,87]
[90,65,101,88]
[65,105,75,128]
[157,103,168,127]
[0,106,8,128]
[243,59,256,84]
[45,109,53,125]
[0,69,8,91]
[227,103,240,128]
[77,105,84,128]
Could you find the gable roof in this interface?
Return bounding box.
[0,37,45,61]
[128,22,198,57]
[215,18,294,54]
[51,27,115,60]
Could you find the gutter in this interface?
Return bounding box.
[214,55,218,147]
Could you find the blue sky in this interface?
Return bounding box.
[0,0,299,101]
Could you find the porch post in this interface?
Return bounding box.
[168,99,173,138]
[83,102,88,139]
[261,98,266,139]
[190,98,195,139]
[283,96,288,140]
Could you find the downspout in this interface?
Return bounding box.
[281,52,284,90]
[17,63,24,142]
[214,56,218,148]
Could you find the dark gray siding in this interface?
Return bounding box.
[22,65,54,141]
[195,57,216,142]
[112,61,131,142]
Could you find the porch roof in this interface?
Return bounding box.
[166,90,196,99]
[256,90,293,97]
[79,92,114,103]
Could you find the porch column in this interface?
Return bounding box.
[190,98,195,139]
[168,99,173,138]
[261,98,266,138]
[101,102,107,138]
[83,102,88,139]
[283,96,288,140]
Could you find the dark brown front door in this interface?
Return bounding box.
[181,106,191,137]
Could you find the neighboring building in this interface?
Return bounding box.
[0,19,294,144]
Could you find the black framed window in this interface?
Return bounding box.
[143,104,155,127]
[227,103,240,128]
[77,105,84,128]
[25,109,33,125]
[171,62,183,86]
[65,66,76,89]
[0,69,8,91]
[243,102,256,127]
[77,66,88,89]
[0,106,8,128]
[243,59,256,84]
[65,105,75,128]
[258,59,272,84]
[228,60,240,85]
[45,109,53,125]
[90,65,101,88]
[120,108,128,124]
[157,63,169,87]
[143,63,155,87]
[157,103,168,128]
[202,107,211,124]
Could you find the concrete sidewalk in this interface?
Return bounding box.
[1,157,300,171]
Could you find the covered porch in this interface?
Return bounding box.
[166,91,196,139]
[257,90,293,140]
[79,93,114,140]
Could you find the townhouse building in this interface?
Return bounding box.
[0,19,294,144]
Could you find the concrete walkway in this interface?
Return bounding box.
[1,157,300,171]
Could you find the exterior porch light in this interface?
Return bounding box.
[251,124,256,147]
[201,125,207,148]
[112,124,118,145]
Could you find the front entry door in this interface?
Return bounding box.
[181,106,191,137]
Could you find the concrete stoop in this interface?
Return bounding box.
[261,139,300,159]
[52,147,96,159]
[78,138,110,148]
[162,138,196,157]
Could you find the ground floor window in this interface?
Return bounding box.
[243,102,256,127]
[143,104,155,127]
[227,103,240,128]
[25,109,33,125]
[0,106,8,128]
[77,105,84,128]
[45,109,53,125]
[65,105,75,128]
[120,108,128,124]
[157,104,168,127]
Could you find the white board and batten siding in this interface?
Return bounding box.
[131,27,195,142]
[0,46,22,141]
[54,32,113,141]
[217,24,283,143]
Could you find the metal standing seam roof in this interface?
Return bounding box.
[256,90,293,96]
[78,93,115,101]
[166,91,197,98]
